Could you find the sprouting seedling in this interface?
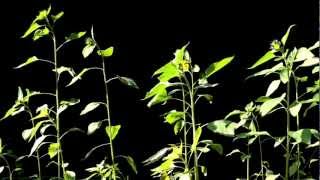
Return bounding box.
[1,5,87,180]
[143,43,234,179]
[69,26,138,180]
[247,25,320,180]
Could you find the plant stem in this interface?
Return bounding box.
[247,144,250,180]
[253,117,264,179]
[189,73,199,180]
[293,75,300,179]
[181,80,189,171]
[0,155,12,180]
[284,69,291,180]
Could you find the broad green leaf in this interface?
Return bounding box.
[0,166,4,174]
[118,76,139,89]
[191,127,202,152]
[151,159,174,176]
[32,104,49,120]
[173,120,183,135]
[289,129,315,144]
[247,62,283,78]
[308,41,319,51]
[80,102,101,115]
[143,147,171,165]
[26,120,48,142]
[58,98,80,114]
[97,46,114,57]
[22,128,32,141]
[34,6,51,22]
[51,11,64,22]
[207,120,238,137]
[279,68,289,84]
[266,80,281,97]
[259,93,285,117]
[249,51,275,69]
[0,105,24,121]
[209,143,223,155]
[153,62,180,82]
[266,173,280,180]
[299,57,319,67]
[164,110,184,124]
[33,27,50,41]
[53,66,75,77]
[65,31,86,41]
[29,135,47,157]
[64,170,76,180]
[105,125,121,141]
[124,156,137,174]
[295,47,314,62]
[172,43,189,64]
[204,56,234,78]
[289,102,302,117]
[48,143,60,159]
[274,137,285,148]
[87,121,102,135]
[289,160,299,177]
[312,66,319,74]
[281,24,295,46]
[225,110,242,119]
[144,82,171,108]
[14,56,39,69]
[82,38,96,58]
[193,64,200,72]
[21,22,41,38]
[66,68,90,87]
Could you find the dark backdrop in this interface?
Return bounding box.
[0,0,318,179]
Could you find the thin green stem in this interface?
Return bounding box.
[246,144,250,180]
[284,68,291,180]
[181,79,189,172]
[0,155,12,180]
[293,73,300,179]
[253,116,264,180]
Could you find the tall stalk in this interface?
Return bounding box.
[246,144,250,180]
[180,79,189,171]
[284,66,291,180]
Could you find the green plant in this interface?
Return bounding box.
[143,43,234,179]
[70,27,138,180]
[1,6,86,179]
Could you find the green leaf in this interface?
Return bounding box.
[144,82,171,108]
[82,38,96,58]
[66,68,90,87]
[32,27,50,41]
[124,156,137,174]
[118,76,139,89]
[226,149,241,157]
[209,143,223,155]
[164,110,184,124]
[247,62,283,79]
[281,25,295,46]
[105,125,121,141]
[0,166,4,174]
[289,102,302,117]
[64,170,76,180]
[51,11,64,22]
[279,68,289,84]
[143,147,171,165]
[34,6,51,22]
[224,110,242,119]
[87,121,102,135]
[259,93,285,117]
[204,56,234,78]
[153,62,180,82]
[80,102,102,116]
[249,51,275,69]
[97,46,114,57]
[14,56,39,69]
[266,80,281,97]
[266,173,280,180]
[58,98,80,115]
[53,66,76,77]
[191,127,202,152]
[299,57,319,67]
[26,120,48,142]
[207,120,238,137]
[65,31,86,41]
[312,66,319,74]
[21,22,41,38]
[289,160,299,177]
[173,120,183,135]
[48,143,60,159]
[32,104,49,120]
[274,137,285,148]
[295,47,314,62]
[289,129,316,145]
[29,135,47,157]
[308,41,319,51]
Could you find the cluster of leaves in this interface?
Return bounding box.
[143,43,234,179]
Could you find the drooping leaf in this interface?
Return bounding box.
[197,94,213,104]
[191,127,202,152]
[281,24,295,46]
[249,51,275,69]
[118,76,139,89]
[295,47,314,62]
[142,147,171,165]
[259,93,286,117]
[288,129,317,145]
[65,31,86,41]
[31,104,49,120]
[266,173,280,180]
[226,149,241,157]
[289,160,299,177]
[64,170,76,180]
[82,38,96,58]
[144,82,171,108]
[224,110,242,119]
[14,56,39,69]
[48,143,60,159]
[209,143,223,155]
[204,56,234,78]
[21,22,41,38]
[51,11,64,22]
[87,121,102,135]
[308,41,319,51]
[164,110,184,124]
[266,80,281,97]
[32,27,50,41]
[173,120,183,135]
[289,102,302,117]
[247,62,283,79]
[274,136,285,148]
[58,98,80,115]
[97,46,114,57]
[53,66,75,77]
[207,120,238,137]
[124,156,137,174]
[29,135,47,157]
[279,68,289,84]
[80,102,102,116]
[66,68,90,87]
[105,125,121,141]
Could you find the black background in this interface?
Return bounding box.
[0,0,318,179]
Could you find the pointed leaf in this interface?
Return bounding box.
[289,102,302,117]
[281,24,295,46]
[308,41,319,51]
[124,156,137,174]
[266,173,280,180]
[29,135,47,157]
[87,121,102,135]
[299,57,319,67]
[289,129,314,144]
[295,47,314,62]
[204,56,234,78]
[48,143,60,159]
[207,120,238,137]
[64,170,76,180]
[209,143,223,155]
[153,62,180,82]
[15,56,39,69]
[0,166,4,174]
[65,31,86,41]
[97,46,114,57]
[191,127,202,152]
[279,68,289,84]
[118,76,139,89]
[33,27,50,41]
[82,44,96,58]
[142,147,171,165]
[266,80,281,97]
[260,93,286,117]
[80,102,101,116]
[249,51,275,69]
[21,22,41,38]
[289,160,299,177]
[274,137,285,148]
[164,110,184,124]
[105,125,121,141]
[51,11,64,22]
[173,120,183,135]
